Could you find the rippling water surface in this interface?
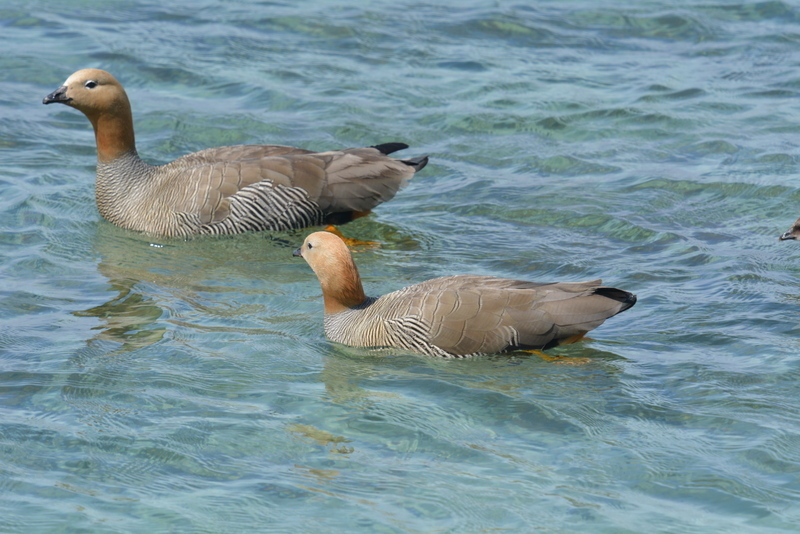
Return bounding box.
[3,1,800,532]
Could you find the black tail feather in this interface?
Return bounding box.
[594,287,637,312]
[371,142,409,155]
[401,155,428,172]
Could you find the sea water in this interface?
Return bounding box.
[2,1,800,532]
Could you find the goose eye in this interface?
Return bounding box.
[84,80,98,89]
[307,243,313,249]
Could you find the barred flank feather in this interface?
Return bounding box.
[200,183,324,235]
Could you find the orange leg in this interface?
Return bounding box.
[349,210,373,221]
[522,335,592,364]
[323,225,380,248]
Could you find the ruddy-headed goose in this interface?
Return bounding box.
[43,69,427,237]
[293,232,637,358]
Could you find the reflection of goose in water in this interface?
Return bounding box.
[72,227,302,356]
[73,277,167,353]
[315,341,629,445]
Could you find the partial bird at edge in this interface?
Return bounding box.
[779,217,800,241]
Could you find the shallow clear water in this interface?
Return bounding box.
[2,0,800,532]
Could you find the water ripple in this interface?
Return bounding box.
[3,0,800,532]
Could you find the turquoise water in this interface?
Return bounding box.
[3,0,800,531]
